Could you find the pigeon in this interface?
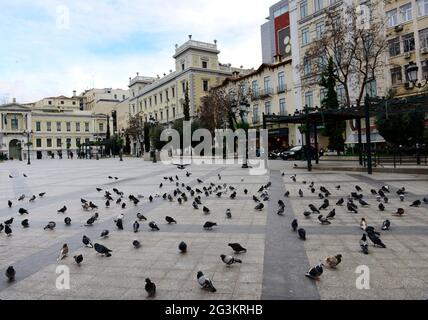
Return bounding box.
[298,189,304,197]
[336,198,344,206]
[5,225,12,236]
[326,209,336,220]
[309,204,320,214]
[44,221,56,230]
[355,185,363,192]
[145,278,156,297]
[318,215,331,225]
[115,219,124,230]
[21,219,29,228]
[319,202,329,211]
[220,254,242,266]
[18,208,28,215]
[57,206,67,214]
[277,207,285,216]
[360,234,369,254]
[121,203,126,209]
[96,188,103,192]
[298,228,306,240]
[74,255,83,265]
[395,208,405,216]
[228,243,246,254]
[410,200,421,207]
[9,175,13,179]
[203,206,210,214]
[347,203,358,214]
[38,192,46,198]
[133,221,140,233]
[244,189,248,195]
[100,230,109,238]
[253,195,260,203]
[378,203,385,211]
[335,185,341,190]
[359,199,370,206]
[382,220,391,231]
[94,243,112,257]
[105,200,110,208]
[82,236,93,248]
[291,219,298,231]
[8,200,12,208]
[165,216,177,224]
[197,271,216,292]
[178,241,188,253]
[133,240,141,249]
[57,244,69,261]
[366,230,386,248]
[136,213,147,222]
[62,217,71,226]
[86,217,96,226]
[203,221,217,230]
[325,255,342,268]
[4,218,14,226]
[303,211,312,218]
[29,195,36,202]
[305,263,324,280]
[5,266,15,282]
[423,197,428,204]
[254,203,264,211]
[149,221,160,231]
[360,218,367,231]
[225,209,232,219]
[383,196,389,204]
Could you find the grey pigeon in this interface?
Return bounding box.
[305,263,324,280]
[100,230,109,238]
[133,240,141,249]
[220,254,242,266]
[360,234,369,254]
[203,221,217,230]
[5,266,15,281]
[64,217,72,225]
[149,221,160,231]
[145,278,156,297]
[82,235,93,248]
[21,219,29,228]
[179,241,187,253]
[298,228,306,240]
[74,255,83,265]
[197,271,216,292]
[228,243,246,254]
[382,220,391,231]
[137,213,147,221]
[165,216,177,224]
[94,243,112,257]
[44,221,56,230]
[57,206,67,214]
[225,209,232,219]
[291,219,298,232]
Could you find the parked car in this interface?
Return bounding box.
[280,146,317,160]
[268,149,285,159]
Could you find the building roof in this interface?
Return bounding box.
[0,103,32,112]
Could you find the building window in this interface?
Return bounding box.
[422,61,428,79]
[400,3,412,23]
[278,72,285,92]
[99,123,104,132]
[182,82,186,93]
[10,117,18,130]
[265,101,272,115]
[85,138,90,144]
[36,139,42,148]
[48,101,52,105]
[202,61,208,69]
[56,122,61,132]
[36,121,41,132]
[418,0,428,16]
[60,101,64,105]
[149,98,152,107]
[300,0,308,19]
[264,76,271,93]
[305,91,314,108]
[279,98,286,115]
[66,138,71,148]
[387,9,398,27]
[389,38,401,56]
[316,22,325,39]
[172,87,175,98]
[72,101,76,105]
[144,100,147,108]
[66,122,71,132]
[47,122,52,132]
[47,138,52,148]
[403,33,415,52]
[303,57,311,76]
[366,80,377,97]
[76,138,81,147]
[252,80,259,97]
[302,27,310,45]
[85,122,90,132]
[173,107,176,118]
[274,5,289,17]
[314,0,323,12]
[320,88,327,105]
[203,80,209,92]
[76,123,80,132]
[419,28,428,48]
[253,105,259,124]
[182,63,185,71]
[166,89,169,100]
[336,85,346,105]
[57,138,62,148]
[114,94,117,99]
[154,96,157,105]
[391,67,403,85]
[160,111,163,120]
[123,94,126,100]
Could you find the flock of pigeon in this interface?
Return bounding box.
[284,173,428,280]
[2,168,428,296]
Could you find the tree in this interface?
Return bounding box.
[199,87,230,135]
[125,114,144,157]
[183,82,190,121]
[105,116,111,156]
[301,2,387,108]
[143,123,150,153]
[376,112,425,147]
[320,57,345,153]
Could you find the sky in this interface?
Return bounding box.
[0,0,274,104]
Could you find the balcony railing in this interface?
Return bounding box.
[259,88,273,99]
[277,85,286,94]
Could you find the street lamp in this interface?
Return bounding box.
[24,130,32,165]
[406,62,428,88]
[119,128,125,161]
[149,116,157,163]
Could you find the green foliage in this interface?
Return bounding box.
[235,122,250,131]
[183,83,190,121]
[172,119,201,148]
[319,57,345,153]
[376,112,425,147]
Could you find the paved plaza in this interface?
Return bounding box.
[0,158,427,300]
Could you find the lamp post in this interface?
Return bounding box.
[229,89,251,169]
[149,116,157,163]
[24,130,32,165]
[119,128,125,161]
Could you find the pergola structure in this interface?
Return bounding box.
[263,94,428,174]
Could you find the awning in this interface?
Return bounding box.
[345,132,385,144]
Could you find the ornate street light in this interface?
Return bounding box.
[406,62,428,88]
[24,130,32,165]
[149,116,157,163]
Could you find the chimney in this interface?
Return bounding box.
[73,90,77,97]
[232,71,240,79]
[188,34,192,40]
[13,98,16,103]
[137,72,139,76]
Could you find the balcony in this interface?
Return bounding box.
[251,90,260,101]
[259,88,273,99]
[277,85,286,94]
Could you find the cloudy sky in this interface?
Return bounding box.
[0,0,273,104]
